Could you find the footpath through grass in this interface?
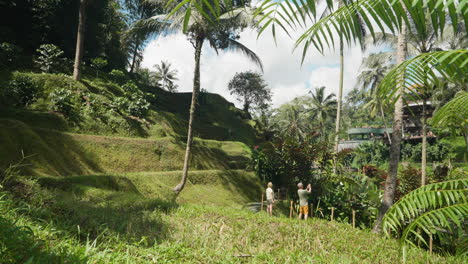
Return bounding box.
[1,176,463,264]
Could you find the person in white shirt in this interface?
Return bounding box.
[266,182,275,216]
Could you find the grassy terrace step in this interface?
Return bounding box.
[37,170,262,207]
[0,119,252,176]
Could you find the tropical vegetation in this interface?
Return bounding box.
[0,0,466,262]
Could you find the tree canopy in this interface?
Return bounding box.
[228,71,272,114]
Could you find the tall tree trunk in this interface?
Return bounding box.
[421,98,427,185]
[129,38,141,74]
[333,37,344,173]
[379,103,392,144]
[73,0,87,81]
[243,99,250,113]
[173,36,204,195]
[334,37,344,153]
[373,19,407,233]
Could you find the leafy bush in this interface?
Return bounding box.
[49,88,78,116]
[127,95,150,117]
[112,83,150,118]
[90,57,108,78]
[0,42,22,68]
[121,82,150,117]
[317,174,381,227]
[34,44,64,73]
[354,141,389,167]
[401,142,413,160]
[109,69,126,84]
[410,141,453,162]
[398,164,421,197]
[4,74,39,107]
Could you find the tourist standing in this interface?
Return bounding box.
[297,183,311,220]
[266,182,275,216]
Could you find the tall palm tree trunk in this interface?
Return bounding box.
[421,98,427,185]
[334,37,344,154]
[173,36,204,195]
[379,103,392,144]
[73,0,87,81]
[334,0,345,157]
[373,19,407,233]
[129,38,141,74]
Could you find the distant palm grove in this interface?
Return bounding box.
[0,0,466,263]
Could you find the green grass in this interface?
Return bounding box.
[440,136,467,161]
[0,119,252,176]
[36,170,262,207]
[1,181,463,264]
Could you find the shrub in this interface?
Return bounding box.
[49,88,78,116]
[109,69,126,84]
[34,44,64,73]
[398,164,421,196]
[127,95,150,117]
[410,141,453,162]
[4,74,39,107]
[0,42,22,68]
[122,81,140,94]
[112,94,149,118]
[90,57,108,78]
[354,141,389,167]
[112,96,129,111]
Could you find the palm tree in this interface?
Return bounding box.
[314,1,367,156]
[276,104,309,141]
[307,86,337,140]
[122,0,163,74]
[372,20,408,233]
[370,15,464,187]
[73,0,89,81]
[154,61,178,92]
[356,52,394,143]
[139,0,262,194]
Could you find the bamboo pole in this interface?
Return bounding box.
[310,203,314,218]
[352,209,356,228]
[289,201,293,218]
[331,207,335,221]
[261,193,264,211]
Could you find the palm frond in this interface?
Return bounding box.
[253,0,466,59]
[377,50,468,106]
[382,179,468,246]
[431,91,468,128]
[225,38,264,72]
[402,203,468,247]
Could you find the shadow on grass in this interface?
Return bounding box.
[0,119,104,176]
[35,175,178,244]
[190,143,250,170]
[218,170,262,202]
[0,200,88,264]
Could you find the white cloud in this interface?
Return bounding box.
[141,27,379,108]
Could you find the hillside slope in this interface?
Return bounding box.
[0,119,252,176]
[0,73,259,145]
